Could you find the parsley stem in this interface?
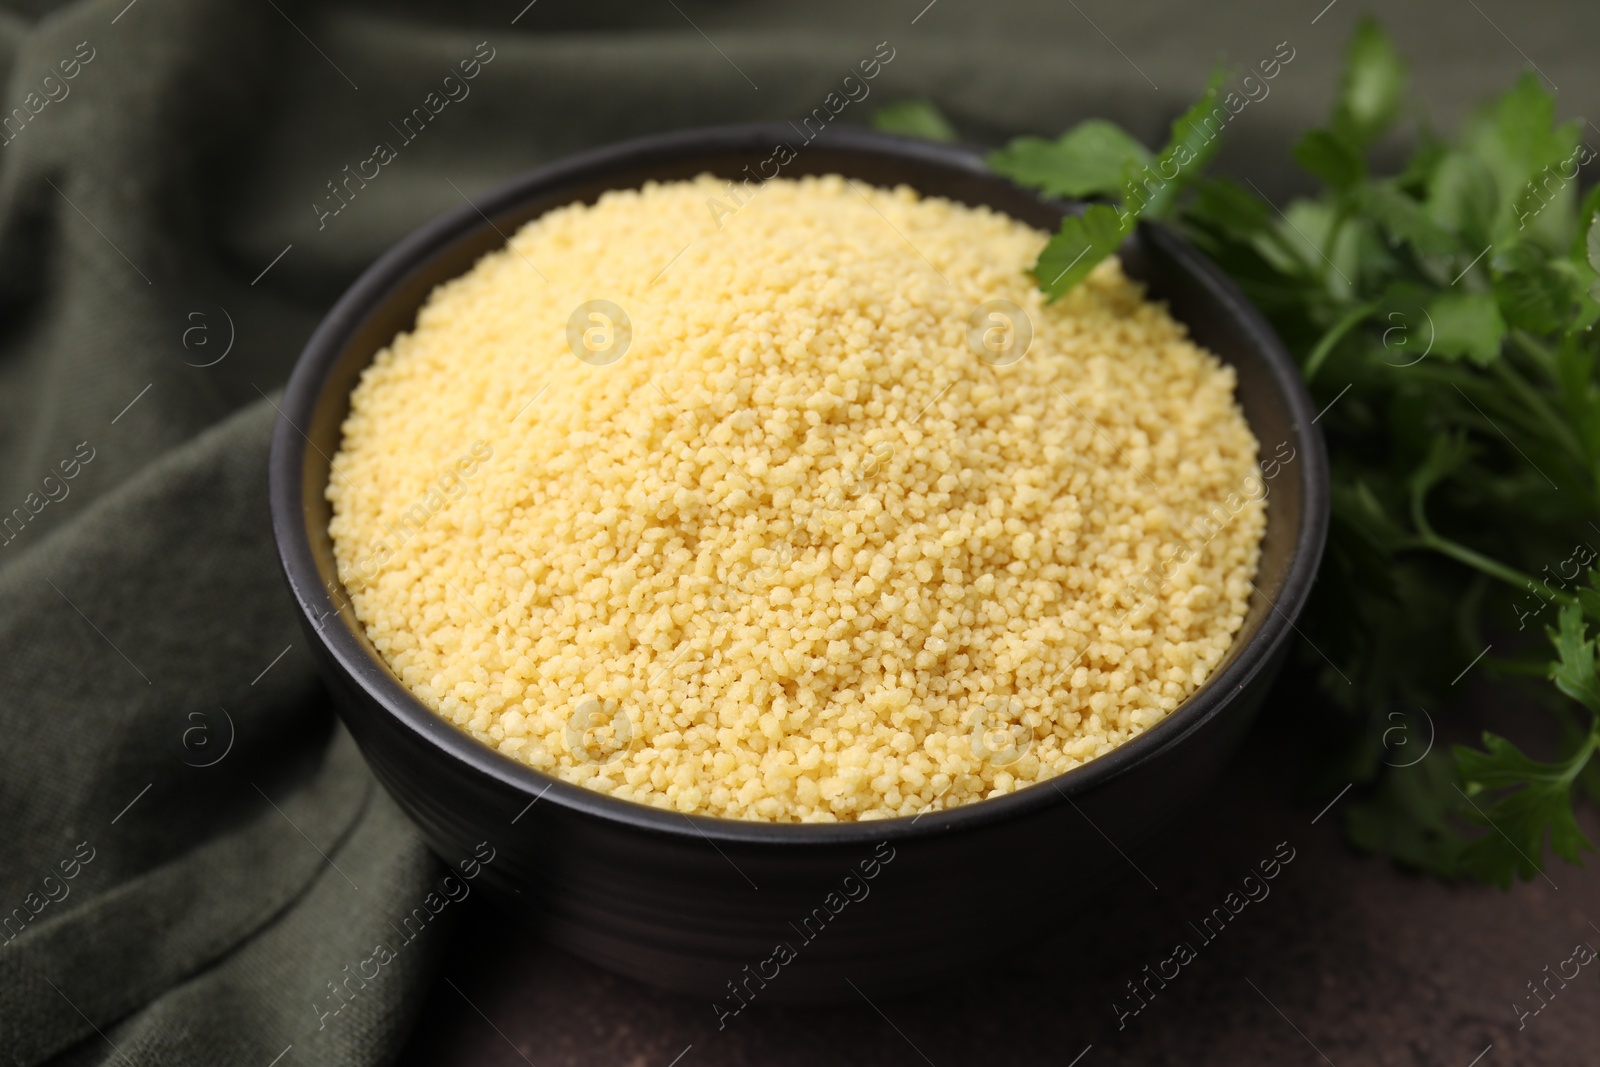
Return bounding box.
[1409,483,1571,605]
[1556,728,1599,788]
[1507,329,1559,378]
[1409,366,1557,444]
[1320,203,1351,288]
[1303,300,1379,382]
[1489,348,1587,467]
[1411,532,1563,602]
[1265,229,1319,277]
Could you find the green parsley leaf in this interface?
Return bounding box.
[1032,203,1130,300]
[1186,177,1273,236]
[1293,129,1366,192]
[871,99,958,143]
[1332,18,1406,149]
[1360,181,1461,258]
[1425,151,1498,246]
[990,69,1227,302]
[1455,727,1598,887]
[1345,751,1465,877]
[1550,602,1600,712]
[985,120,1150,199]
[1428,290,1506,365]
[1460,74,1581,242]
[1137,69,1228,219]
[1492,243,1582,335]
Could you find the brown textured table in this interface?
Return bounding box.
[395,678,1600,1067]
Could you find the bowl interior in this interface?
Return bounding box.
[273,124,1325,843]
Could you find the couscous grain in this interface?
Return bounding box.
[327,175,1266,822]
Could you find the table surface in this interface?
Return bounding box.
[393,677,1600,1067]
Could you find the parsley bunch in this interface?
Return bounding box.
[882,21,1600,885]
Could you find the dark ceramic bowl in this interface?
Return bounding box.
[269,123,1328,1004]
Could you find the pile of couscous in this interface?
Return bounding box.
[327,174,1266,822]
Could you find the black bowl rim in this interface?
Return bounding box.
[268,121,1329,848]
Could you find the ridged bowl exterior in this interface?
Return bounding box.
[269,125,1329,1004]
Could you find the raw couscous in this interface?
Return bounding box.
[327,174,1267,822]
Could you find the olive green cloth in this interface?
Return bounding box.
[0,0,1594,1063]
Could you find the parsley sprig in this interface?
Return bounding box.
[894,19,1600,885]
